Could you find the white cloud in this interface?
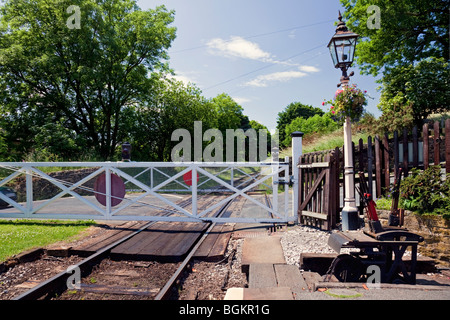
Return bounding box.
[243,65,320,87]
[171,74,193,84]
[244,70,307,87]
[298,65,320,73]
[167,71,198,86]
[232,96,251,104]
[207,36,272,62]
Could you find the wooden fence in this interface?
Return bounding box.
[297,119,450,230]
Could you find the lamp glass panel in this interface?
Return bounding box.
[328,41,338,67]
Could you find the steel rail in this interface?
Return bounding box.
[264,193,276,232]
[12,193,216,300]
[13,220,156,300]
[154,198,235,300]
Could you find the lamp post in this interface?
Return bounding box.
[327,12,359,231]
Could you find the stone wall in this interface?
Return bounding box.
[378,210,450,267]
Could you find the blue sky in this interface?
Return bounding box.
[140,0,382,132]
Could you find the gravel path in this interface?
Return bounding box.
[280,225,336,267]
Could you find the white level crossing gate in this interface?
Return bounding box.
[0,161,295,223]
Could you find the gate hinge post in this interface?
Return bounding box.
[291,132,304,224]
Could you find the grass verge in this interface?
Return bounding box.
[280,128,370,158]
[0,219,96,262]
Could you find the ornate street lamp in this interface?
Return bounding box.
[328,12,359,230]
[327,11,359,87]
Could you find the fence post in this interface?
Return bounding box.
[403,128,409,177]
[291,131,304,224]
[284,156,290,220]
[434,121,440,166]
[192,165,198,217]
[412,126,419,168]
[271,151,279,216]
[423,124,429,170]
[26,167,33,217]
[230,167,234,188]
[375,136,382,197]
[383,134,390,195]
[105,167,111,219]
[368,136,373,196]
[334,147,340,226]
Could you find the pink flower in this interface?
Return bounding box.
[331,111,335,114]
[330,106,334,109]
[322,101,325,106]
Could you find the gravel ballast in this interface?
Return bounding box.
[280,225,335,267]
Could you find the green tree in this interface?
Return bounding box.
[0,128,10,161]
[374,92,414,134]
[340,0,449,76]
[128,79,216,161]
[32,115,85,160]
[0,0,176,160]
[340,0,450,127]
[210,93,245,133]
[210,93,261,161]
[376,57,449,127]
[248,120,272,161]
[276,102,324,148]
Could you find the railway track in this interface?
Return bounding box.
[11,194,235,300]
[264,193,284,233]
[6,170,280,300]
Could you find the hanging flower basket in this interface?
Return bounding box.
[322,84,368,125]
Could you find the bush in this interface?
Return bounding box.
[283,113,339,146]
[375,197,392,211]
[400,166,450,216]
